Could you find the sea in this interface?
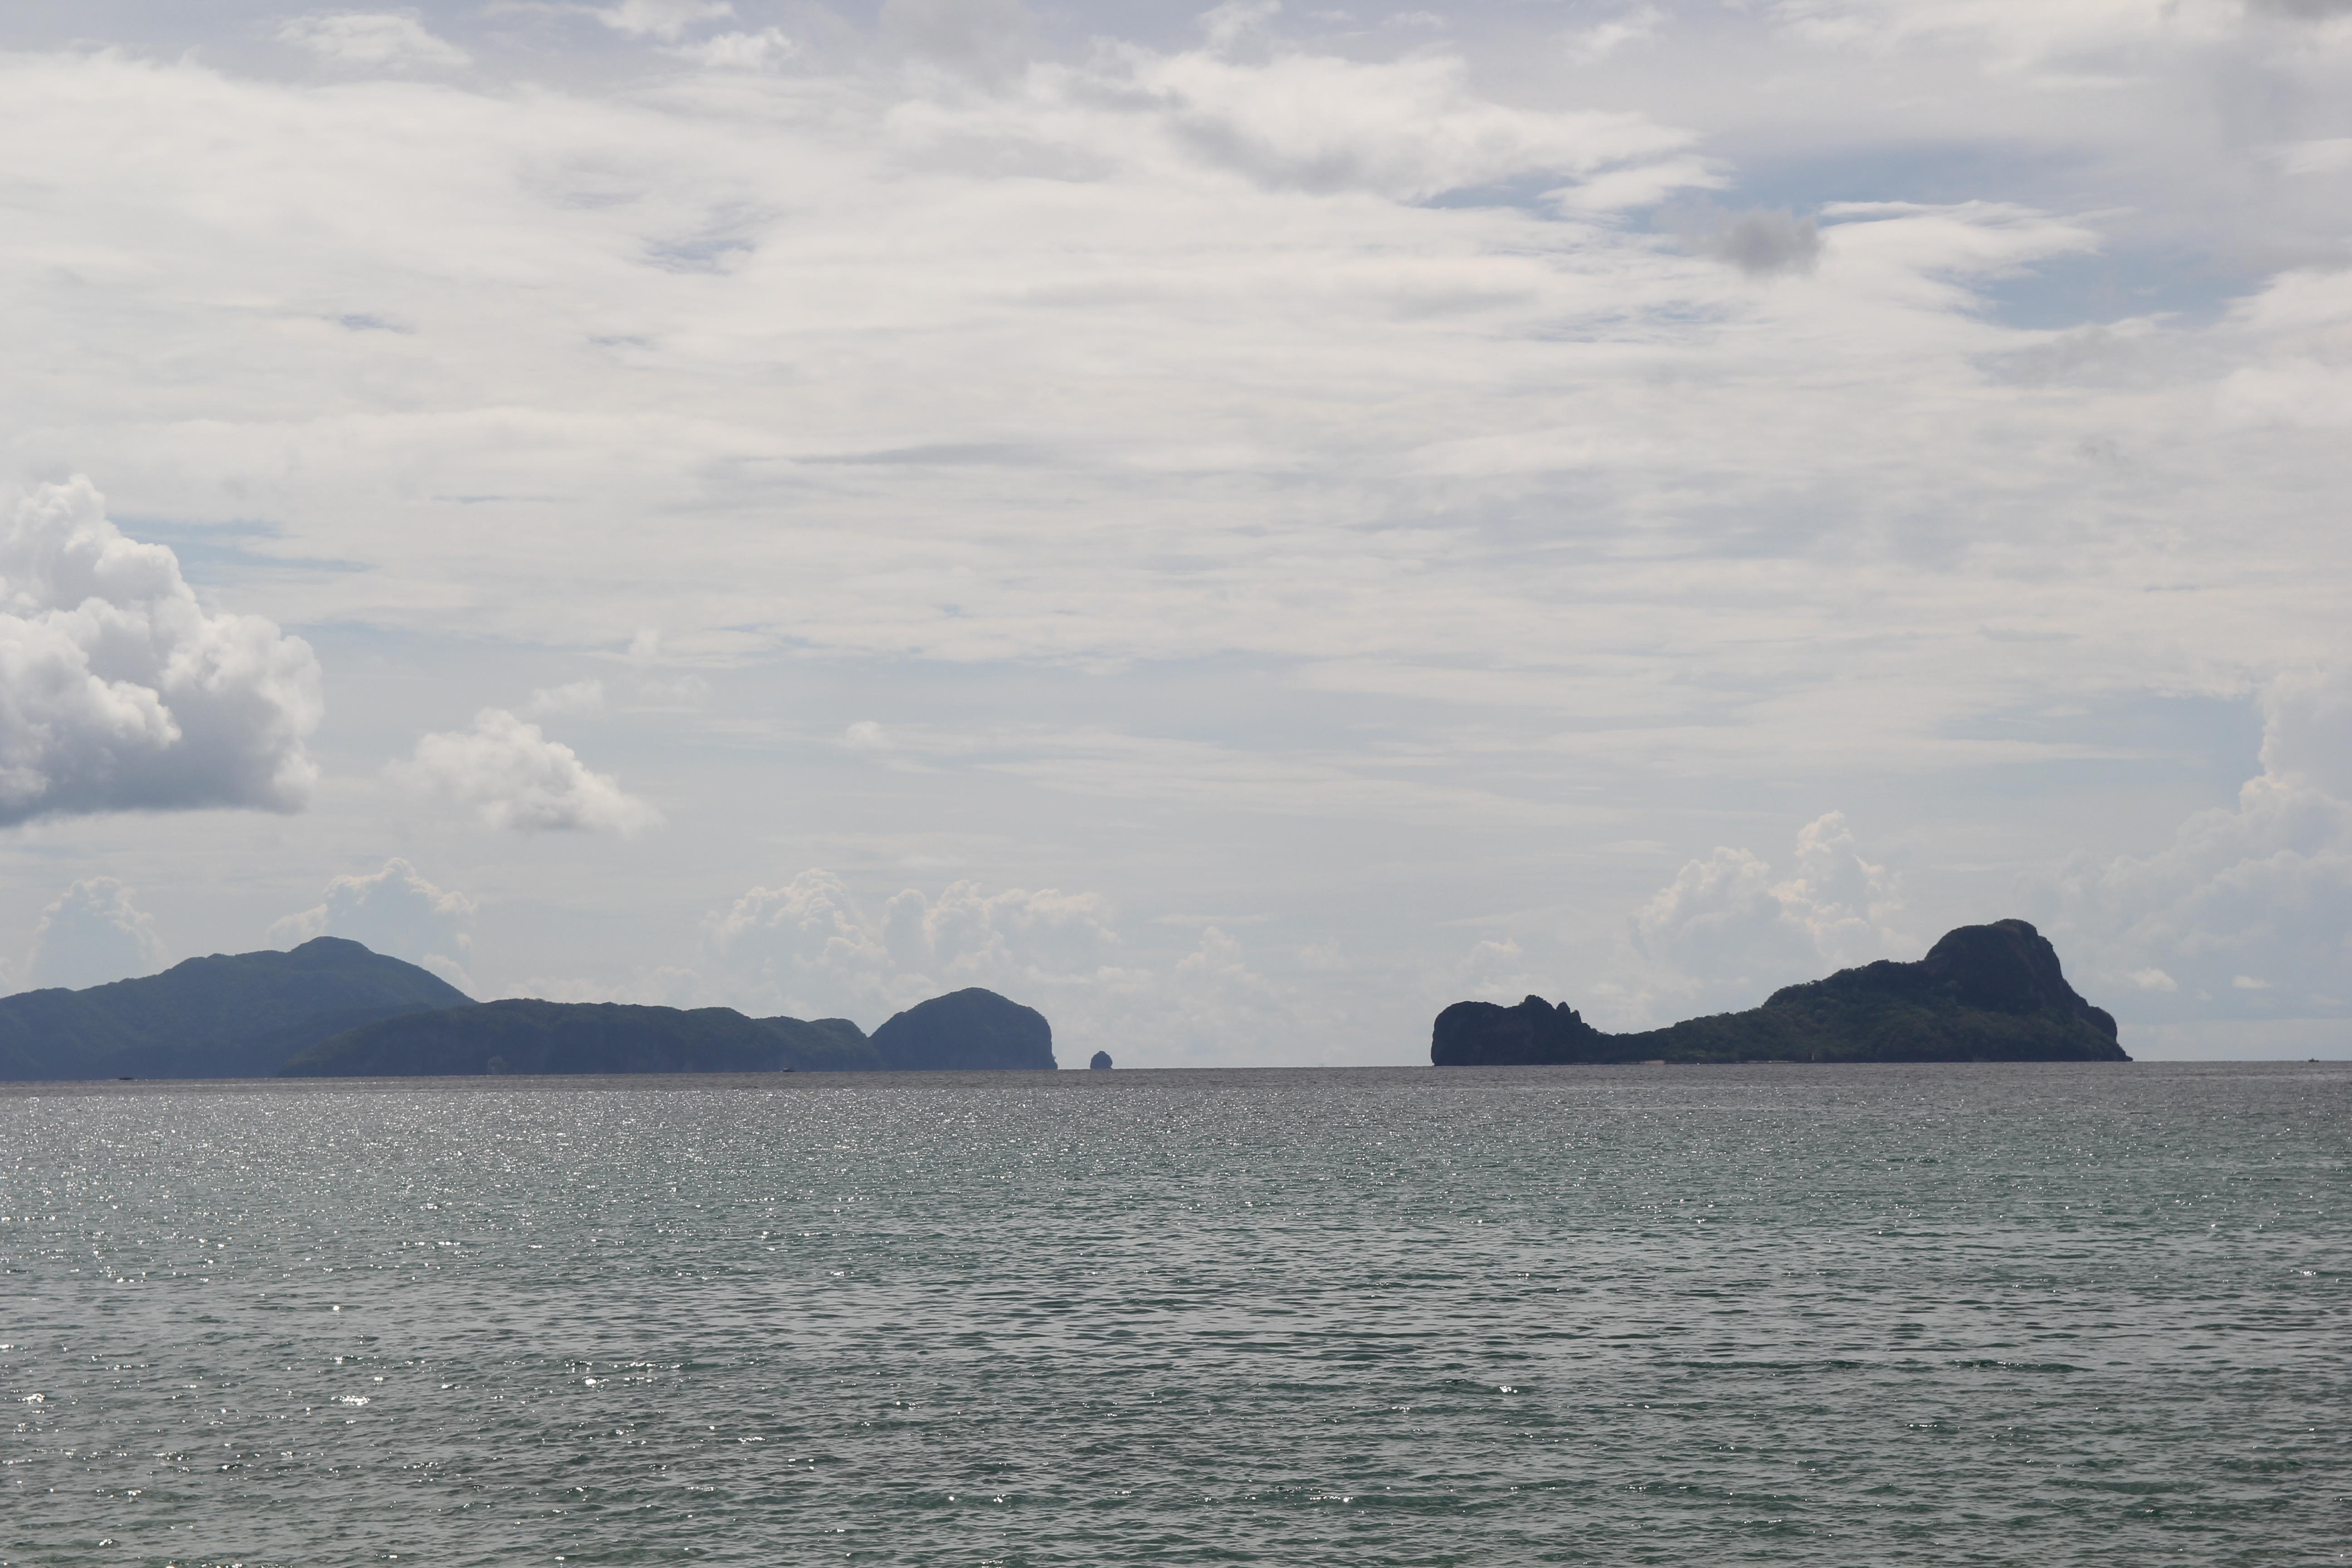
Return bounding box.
[3,1062,2346,1566]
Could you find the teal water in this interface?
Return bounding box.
[3,1063,2347,1566]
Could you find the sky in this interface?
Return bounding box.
[1,0,2348,1064]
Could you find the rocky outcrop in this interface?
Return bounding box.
[870,988,1057,1070]
[1432,995,1608,1067]
[1089,1051,1113,1070]
[1432,920,2129,1065]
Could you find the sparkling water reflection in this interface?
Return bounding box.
[4,1063,2347,1565]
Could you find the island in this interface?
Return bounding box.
[287,981,1056,1076]
[279,999,880,1076]
[0,938,1059,1080]
[1431,919,2130,1065]
[0,937,475,1081]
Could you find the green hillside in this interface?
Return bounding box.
[282,1000,877,1077]
[0,938,475,1081]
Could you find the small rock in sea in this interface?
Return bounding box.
[1089,1051,1113,1071]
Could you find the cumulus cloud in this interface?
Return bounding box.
[698,868,1313,1061]
[880,879,1124,988]
[267,857,476,990]
[667,28,795,70]
[1563,6,1663,63]
[702,868,1123,1019]
[1138,42,1696,200]
[394,709,661,834]
[0,478,321,828]
[277,13,471,68]
[596,0,733,40]
[1611,811,1906,1020]
[6,9,2352,1061]
[25,878,169,992]
[2041,668,2352,1021]
[701,869,885,1015]
[528,679,605,717]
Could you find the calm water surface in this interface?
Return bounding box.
[3,1063,2347,1565]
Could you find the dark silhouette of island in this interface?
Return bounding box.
[0,938,1060,1080]
[1432,920,2129,1065]
[867,988,1057,1071]
[0,937,475,1082]
[284,981,1055,1077]
[1090,1050,1113,1070]
[281,1000,878,1077]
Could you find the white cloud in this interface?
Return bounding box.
[1563,6,1663,64]
[701,869,887,1017]
[0,478,321,827]
[1136,44,1696,200]
[1610,811,1906,1022]
[596,0,733,40]
[0,8,2349,1058]
[278,13,471,69]
[880,879,1124,991]
[528,678,606,716]
[702,868,1124,1019]
[696,868,1343,1062]
[267,857,476,990]
[393,709,661,834]
[2041,668,2352,1022]
[25,878,168,992]
[667,28,795,70]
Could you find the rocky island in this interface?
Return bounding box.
[1432,919,2129,1065]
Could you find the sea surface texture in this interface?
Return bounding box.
[4,1063,2347,1566]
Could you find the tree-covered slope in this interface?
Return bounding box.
[283,1002,879,1077]
[1432,920,2128,1066]
[869,988,1056,1070]
[283,985,1058,1077]
[0,937,476,1081]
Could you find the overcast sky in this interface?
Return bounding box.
[2,0,2347,1062]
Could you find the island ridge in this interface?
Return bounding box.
[1432,919,2130,1065]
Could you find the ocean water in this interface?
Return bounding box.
[3,1063,2346,1567]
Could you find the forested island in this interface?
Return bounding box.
[0,937,1057,1080]
[1432,919,2130,1065]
